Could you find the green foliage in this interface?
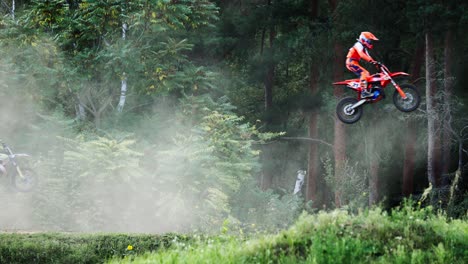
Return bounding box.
[142,96,282,231]
[405,0,464,34]
[0,233,189,264]
[0,0,220,125]
[108,204,468,264]
[63,136,143,181]
[23,0,69,33]
[0,19,72,110]
[322,156,368,209]
[231,181,303,232]
[32,135,145,231]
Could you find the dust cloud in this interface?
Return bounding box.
[0,57,202,234]
[0,94,202,233]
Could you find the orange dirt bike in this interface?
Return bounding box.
[333,62,421,124]
[0,142,38,192]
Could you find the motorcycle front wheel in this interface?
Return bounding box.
[336,97,363,124]
[11,167,38,192]
[393,84,420,112]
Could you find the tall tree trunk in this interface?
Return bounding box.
[442,29,454,181]
[260,0,276,190]
[306,65,319,204]
[260,28,266,55]
[264,28,275,116]
[328,0,337,10]
[260,144,273,190]
[328,0,346,207]
[369,158,379,206]
[333,42,346,207]
[76,102,86,120]
[426,32,441,187]
[310,0,318,18]
[11,0,15,20]
[117,18,128,112]
[402,120,416,196]
[367,120,380,206]
[264,65,274,116]
[306,0,320,205]
[402,43,424,196]
[117,72,127,112]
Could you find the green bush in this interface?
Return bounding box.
[111,204,468,264]
[0,233,190,264]
[231,181,303,232]
[2,204,467,264]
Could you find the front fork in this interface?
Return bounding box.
[10,159,26,180]
[15,165,25,180]
[383,69,407,99]
[392,80,407,99]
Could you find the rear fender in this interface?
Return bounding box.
[390,72,410,78]
[333,78,360,85]
[334,81,361,94]
[333,81,349,85]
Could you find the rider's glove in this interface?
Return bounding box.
[370,60,379,65]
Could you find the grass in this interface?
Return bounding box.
[0,232,190,264]
[110,205,467,264]
[1,204,466,264]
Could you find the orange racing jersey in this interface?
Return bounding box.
[346,42,374,63]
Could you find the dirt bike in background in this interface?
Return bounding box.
[0,141,38,192]
[333,62,421,124]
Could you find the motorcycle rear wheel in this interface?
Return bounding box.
[336,97,363,124]
[11,167,38,192]
[393,84,420,112]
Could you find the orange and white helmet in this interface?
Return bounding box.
[358,31,379,49]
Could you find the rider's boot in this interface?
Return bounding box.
[360,80,373,98]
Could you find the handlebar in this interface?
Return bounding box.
[372,61,391,74]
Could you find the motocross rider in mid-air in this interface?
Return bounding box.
[345,31,380,98]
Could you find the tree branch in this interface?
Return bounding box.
[280,137,333,148]
[411,77,425,84]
